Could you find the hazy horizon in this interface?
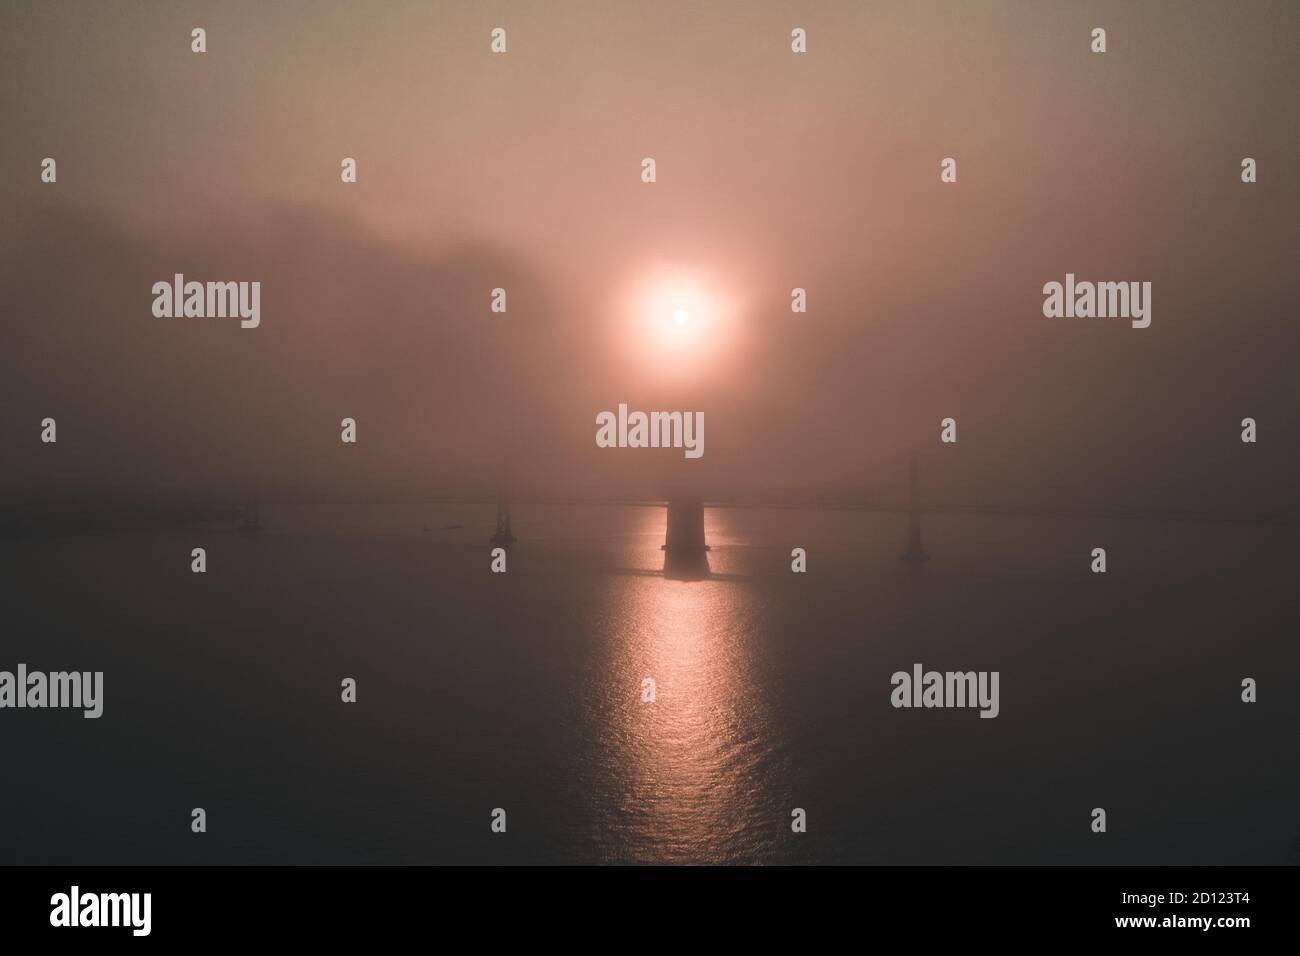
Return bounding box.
[4,0,1298,511]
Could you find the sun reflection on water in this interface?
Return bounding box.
[585,508,780,863]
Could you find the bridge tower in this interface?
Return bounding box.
[661,497,710,580]
[490,501,517,546]
[662,498,709,555]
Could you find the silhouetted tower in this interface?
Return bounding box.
[901,454,929,563]
[662,498,709,554]
[661,498,710,580]
[490,501,517,546]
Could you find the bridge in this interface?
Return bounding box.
[455,454,1299,561]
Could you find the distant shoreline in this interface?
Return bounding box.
[0,500,246,537]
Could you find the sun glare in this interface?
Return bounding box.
[611,263,747,385]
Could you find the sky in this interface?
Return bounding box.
[2,0,1297,511]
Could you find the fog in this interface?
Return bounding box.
[3,0,1297,513]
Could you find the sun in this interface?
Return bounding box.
[614,263,746,382]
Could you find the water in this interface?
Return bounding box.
[2,504,1297,864]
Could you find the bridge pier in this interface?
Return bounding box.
[490,501,517,546]
[662,498,710,580]
[662,498,709,555]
